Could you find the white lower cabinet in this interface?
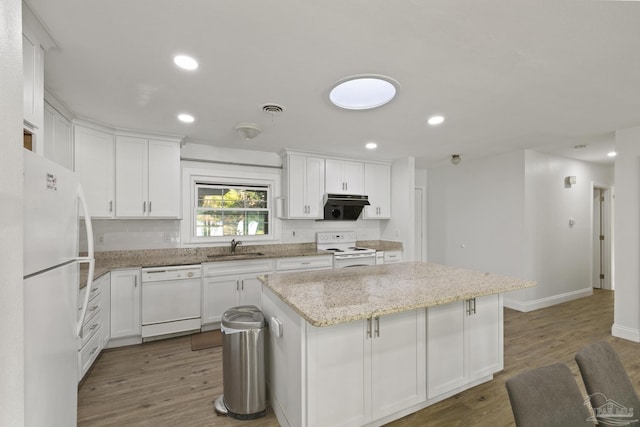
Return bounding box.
[202,260,274,325]
[77,273,110,381]
[108,269,142,345]
[263,287,426,427]
[426,294,503,401]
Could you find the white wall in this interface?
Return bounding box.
[427,149,614,312]
[515,150,614,310]
[612,127,640,342]
[427,150,525,277]
[0,0,25,424]
[382,157,415,260]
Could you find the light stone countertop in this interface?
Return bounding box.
[258,262,535,327]
[80,240,403,288]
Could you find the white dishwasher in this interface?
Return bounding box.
[141,265,202,340]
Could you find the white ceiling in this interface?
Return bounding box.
[27,0,639,168]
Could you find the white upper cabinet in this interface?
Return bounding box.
[115,136,180,218]
[22,3,54,150]
[116,136,180,218]
[363,163,391,219]
[281,153,325,219]
[43,102,73,170]
[74,124,115,218]
[325,159,364,195]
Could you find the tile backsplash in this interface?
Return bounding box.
[80,219,181,252]
[80,218,382,252]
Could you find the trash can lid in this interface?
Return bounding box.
[222,305,265,330]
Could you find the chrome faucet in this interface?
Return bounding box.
[230,239,242,254]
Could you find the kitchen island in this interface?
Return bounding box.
[258,262,534,427]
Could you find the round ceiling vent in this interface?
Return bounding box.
[261,103,285,114]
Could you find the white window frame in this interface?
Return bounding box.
[182,170,277,245]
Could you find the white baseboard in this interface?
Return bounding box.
[504,287,593,312]
[612,324,640,342]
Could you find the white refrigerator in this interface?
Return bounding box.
[23,150,95,427]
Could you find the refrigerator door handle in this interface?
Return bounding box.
[76,184,96,338]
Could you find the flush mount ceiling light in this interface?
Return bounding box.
[450,154,461,165]
[365,142,378,150]
[608,151,617,157]
[329,75,399,110]
[428,115,445,126]
[173,55,198,70]
[177,113,194,123]
[234,123,262,140]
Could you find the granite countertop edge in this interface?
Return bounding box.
[259,262,535,327]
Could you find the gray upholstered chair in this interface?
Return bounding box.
[575,341,640,426]
[505,363,593,427]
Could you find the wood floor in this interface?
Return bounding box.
[78,289,640,426]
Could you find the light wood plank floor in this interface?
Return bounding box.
[79,289,639,426]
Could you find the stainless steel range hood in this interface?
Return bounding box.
[322,194,370,221]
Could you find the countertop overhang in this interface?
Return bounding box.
[258,262,535,327]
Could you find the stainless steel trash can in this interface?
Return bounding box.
[214,305,266,420]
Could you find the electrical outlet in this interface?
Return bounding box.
[292,231,296,237]
[97,234,104,244]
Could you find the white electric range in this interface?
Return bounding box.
[316,231,377,268]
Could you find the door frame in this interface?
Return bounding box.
[591,183,614,290]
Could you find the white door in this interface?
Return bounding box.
[414,187,424,262]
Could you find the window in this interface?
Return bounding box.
[194,183,270,238]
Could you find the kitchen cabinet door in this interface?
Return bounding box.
[147,139,180,217]
[426,295,503,401]
[99,273,111,348]
[239,275,263,307]
[371,310,426,420]
[306,319,371,427]
[427,300,466,399]
[325,159,364,195]
[467,294,503,380]
[363,163,391,219]
[115,136,148,217]
[115,136,180,218]
[284,154,324,219]
[110,269,141,339]
[43,102,73,170]
[74,124,115,218]
[202,276,238,324]
[22,28,44,140]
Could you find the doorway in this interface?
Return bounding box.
[414,187,425,262]
[592,187,612,290]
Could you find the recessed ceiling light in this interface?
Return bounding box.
[178,113,195,123]
[365,142,377,150]
[427,115,445,126]
[329,75,399,110]
[173,55,198,71]
[608,151,617,157]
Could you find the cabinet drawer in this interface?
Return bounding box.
[79,326,102,379]
[276,256,333,271]
[83,291,103,325]
[78,281,102,321]
[203,259,275,277]
[79,309,102,349]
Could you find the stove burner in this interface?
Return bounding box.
[326,248,344,252]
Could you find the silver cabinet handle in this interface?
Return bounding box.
[472,298,477,314]
[109,200,113,213]
[149,201,152,213]
[241,279,244,291]
[366,317,372,338]
[375,316,380,337]
[89,346,99,356]
[134,275,137,288]
[143,201,146,213]
[89,323,99,331]
[236,280,240,291]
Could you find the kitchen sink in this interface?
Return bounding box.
[207,252,266,260]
